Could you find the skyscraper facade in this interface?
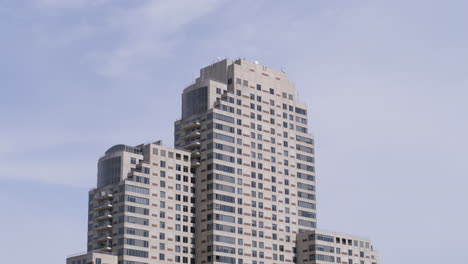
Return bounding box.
[66,59,378,264]
[84,143,196,264]
[175,59,316,264]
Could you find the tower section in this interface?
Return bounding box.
[175,59,317,264]
[86,143,196,264]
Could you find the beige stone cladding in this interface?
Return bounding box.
[297,230,379,264]
[85,142,196,264]
[66,251,117,264]
[176,59,316,264]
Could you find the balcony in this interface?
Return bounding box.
[183,131,201,140]
[184,140,201,150]
[183,121,201,131]
[191,161,201,167]
[96,193,113,201]
[94,223,112,231]
[96,235,112,242]
[96,244,112,252]
[191,150,201,157]
[95,213,113,221]
[95,203,113,211]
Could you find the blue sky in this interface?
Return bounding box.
[1,0,467,263]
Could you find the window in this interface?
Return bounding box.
[215,113,235,123]
[269,88,274,94]
[295,107,307,115]
[124,185,149,195]
[125,195,149,205]
[95,258,101,264]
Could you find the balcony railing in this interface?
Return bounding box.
[96,235,112,242]
[95,213,112,221]
[95,203,113,211]
[184,140,201,150]
[96,193,113,201]
[94,223,112,231]
[183,121,201,131]
[183,131,201,140]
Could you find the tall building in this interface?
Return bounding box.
[66,59,379,264]
[174,59,316,264]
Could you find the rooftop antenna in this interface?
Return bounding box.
[281,66,286,73]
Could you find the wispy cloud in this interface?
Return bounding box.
[91,0,226,77]
[32,0,106,9]
[17,0,226,78]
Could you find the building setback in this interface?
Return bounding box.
[66,59,379,264]
[81,142,196,264]
[297,230,379,264]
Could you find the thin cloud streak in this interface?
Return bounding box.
[92,0,226,77]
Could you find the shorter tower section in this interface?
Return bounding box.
[297,230,379,264]
[85,142,196,264]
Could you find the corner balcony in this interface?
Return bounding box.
[183,121,201,131]
[95,213,113,221]
[191,149,201,157]
[96,235,112,242]
[96,244,112,252]
[96,193,113,201]
[95,203,113,211]
[183,131,201,140]
[191,161,201,167]
[184,140,201,150]
[94,223,112,231]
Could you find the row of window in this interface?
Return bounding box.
[228,77,298,103]
[152,147,190,162]
[309,234,373,250]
